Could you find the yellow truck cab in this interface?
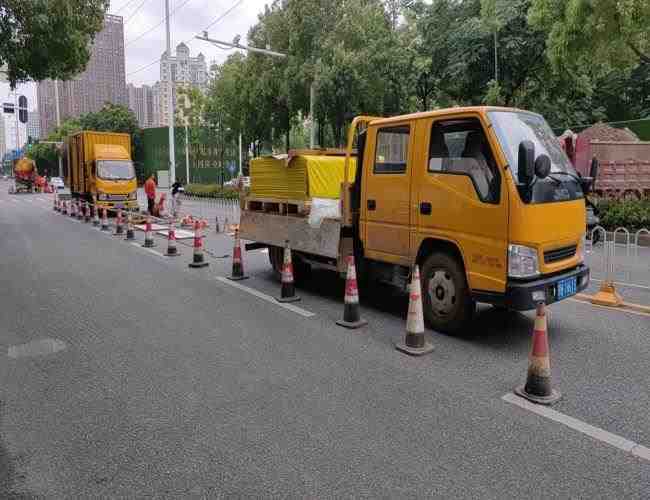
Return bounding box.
[241,106,591,334]
[66,131,138,210]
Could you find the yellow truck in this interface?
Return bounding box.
[66,131,138,210]
[240,107,592,333]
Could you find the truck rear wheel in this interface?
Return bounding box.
[268,246,283,279]
[421,252,475,335]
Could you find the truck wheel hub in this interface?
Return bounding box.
[428,271,456,315]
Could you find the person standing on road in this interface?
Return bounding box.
[144,174,157,215]
[171,180,184,218]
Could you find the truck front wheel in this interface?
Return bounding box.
[421,252,475,335]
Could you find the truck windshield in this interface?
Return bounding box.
[488,110,583,204]
[97,160,135,180]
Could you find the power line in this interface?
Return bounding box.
[125,0,193,47]
[114,0,141,14]
[124,0,150,25]
[126,0,244,78]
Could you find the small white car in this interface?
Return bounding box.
[50,177,65,190]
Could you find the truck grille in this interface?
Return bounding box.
[544,245,577,264]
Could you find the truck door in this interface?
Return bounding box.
[415,115,509,292]
[361,123,413,265]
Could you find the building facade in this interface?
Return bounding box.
[127,83,155,128]
[26,110,40,142]
[157,42,207,127]
[37,14,127,136]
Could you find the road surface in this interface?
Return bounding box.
[1,186,649,498]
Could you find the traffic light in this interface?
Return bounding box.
[18,95,27,124]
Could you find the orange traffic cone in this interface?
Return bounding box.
[165,218,180,256]
[336,255,367,329]
[69,200,76,218]
[101,207,110,231]
[188,221,208,268]
[395,266,434,355]
[113,209,124,235]
[142,214,155,247]
[514,303,561,405]
[53,193,58,211]
[77,201,84,220]
[276,240,300,302]
[61,200,68,215]
[227,229,247,280]
[83,201,90,223]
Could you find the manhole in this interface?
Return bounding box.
[7,338,67,358]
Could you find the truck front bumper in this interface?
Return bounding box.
[473,265,590,311]
[95,200,139,210]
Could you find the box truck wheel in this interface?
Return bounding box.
[268,245,283,279]
[421,252,475,334]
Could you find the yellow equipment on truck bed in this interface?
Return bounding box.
[67,131,138,210]
[249,151,357,201]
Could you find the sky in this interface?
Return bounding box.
[0,0,271,110]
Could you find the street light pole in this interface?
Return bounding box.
[165,0,176,186]
[54,80,63,178]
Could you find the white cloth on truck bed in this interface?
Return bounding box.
[308,197,340,228]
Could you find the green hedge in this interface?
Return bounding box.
[183,184,240,199]
[595,198,650,231]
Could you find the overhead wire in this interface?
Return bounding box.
[123,0,150,25]
[125,0,194,47]
[114,0,141,14]
[126,0,245,78]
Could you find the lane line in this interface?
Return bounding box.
[502,393,650,462]
[216,276,316,318]
[130,241,166,259]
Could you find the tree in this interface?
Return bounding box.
[0,0,109,87]
[529,0,650,71]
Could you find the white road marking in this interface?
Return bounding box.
[216,276,316,318]
[130,242,166,258]
[502,393,650,462]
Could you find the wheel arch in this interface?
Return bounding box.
[415,237,468,277]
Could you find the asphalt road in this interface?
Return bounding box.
[1,186,650,498]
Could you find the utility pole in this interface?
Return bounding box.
[185,121,190,183]
[165,0,176,185]
[54,80,63,178]
[494,31,498,83]
[309,82,317,148]
[238,132,242,177]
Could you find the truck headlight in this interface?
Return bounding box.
[128,191,137,200]
[508,244,540,278]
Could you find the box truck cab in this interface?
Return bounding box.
[67,131,138,210]
[241,107,591,334]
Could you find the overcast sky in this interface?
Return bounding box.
[1,0,271,109]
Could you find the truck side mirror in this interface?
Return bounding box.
[534,154,551,179]
[518,140,535,185]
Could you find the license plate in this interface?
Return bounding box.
[115,203,124,209]
[556,277,577,300]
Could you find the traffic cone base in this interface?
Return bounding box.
[513,303,561,405]
[395,334,433,356]
[590,281,623,307]
[143,239,155,248]
[166,248,180,257]
[189,260,208,268]
[514,385,562,405]
[336,316,368,329]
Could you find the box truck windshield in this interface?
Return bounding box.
[97,160,135,180]
[488,110,584,203]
